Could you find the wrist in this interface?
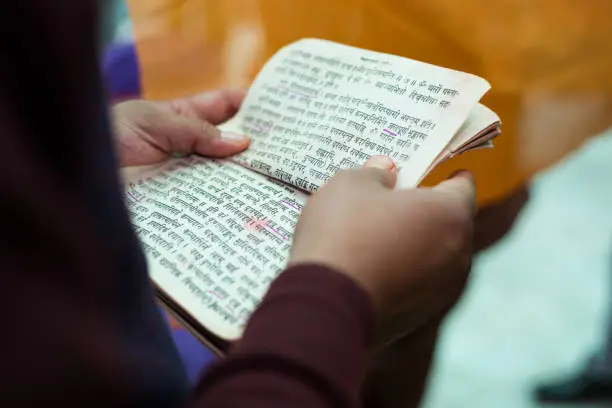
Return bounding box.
[245,262,377,349]
[288,256,384,312]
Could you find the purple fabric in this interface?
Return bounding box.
[102,40,217,383]
[103,42,141,99]
[158,309,218,384]
[170,320,218,384]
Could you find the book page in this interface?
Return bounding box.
[123,157,306,340]
[219,38,491,190]
[446,103,500,154]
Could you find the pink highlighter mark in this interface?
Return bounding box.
[127,191,139,202]
[266,225,289,241]
[244,217,288,240]
[255,125,271,134]
[209,290,223,299]
[244,218,269,232]
[278,86,317,99]
[280,200,300,211]
[383,129,397,137]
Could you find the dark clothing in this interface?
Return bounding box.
[0,2,374,408]
[194,266,373,407]
[586,267,612,379]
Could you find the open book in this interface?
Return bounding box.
[123,38,500,354]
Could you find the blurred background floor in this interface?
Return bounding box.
[423,127,612,408]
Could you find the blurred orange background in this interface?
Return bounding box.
[126,0,612,203]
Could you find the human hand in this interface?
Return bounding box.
[290,156,477,332]
[112,89,250,167]
[338,161,527,408]
[361,183,530,408]
[292,156,529,408]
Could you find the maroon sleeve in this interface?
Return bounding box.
[190,264,375,408]
[1,3,376,408]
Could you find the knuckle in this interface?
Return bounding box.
[169,98,194,116]
[438,204,473,256]
[331,169,358,184]
[199,120,219,139]
[330,168,387,187]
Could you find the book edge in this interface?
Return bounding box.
[156,286,233,355]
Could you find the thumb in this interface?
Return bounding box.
[433,171,477,215]
[160,114,250,158]
[190,118,251,158]
[360,156,398,189]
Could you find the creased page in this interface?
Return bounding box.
[124,157,306,340]
[446,103,500,154]
[219,38,491,189]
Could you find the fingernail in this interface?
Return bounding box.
[220,131,249,142]
[365,155,396,171]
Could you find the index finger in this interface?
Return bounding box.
[163,89,248,125]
